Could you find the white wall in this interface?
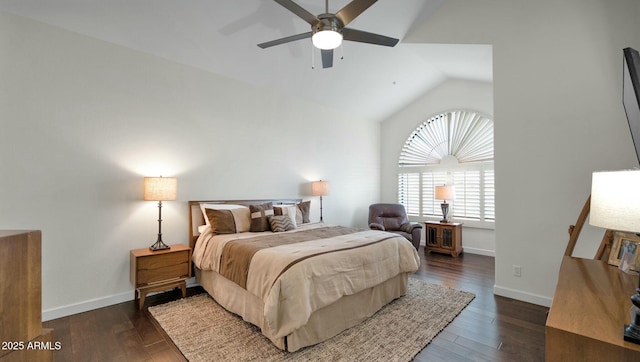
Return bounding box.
[0,12,381,319]
[381,80,495,255]
[404,0,640,306]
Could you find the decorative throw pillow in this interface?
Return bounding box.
[229,208,251,232]
[274,205,298,228]
[205,209,237,235]
[202,205,251,233]
[200,204,248,226]
[249,202,274,232]
[296,201,311,224]
[269,215,296,233]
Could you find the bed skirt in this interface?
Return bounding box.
[195,268,409,352]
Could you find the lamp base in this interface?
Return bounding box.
[624,289,640,344]
[440,202,450,224]
[624,324,640,344]
[149,239,170,251]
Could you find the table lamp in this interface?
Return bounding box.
[435,185,456,223]
[590,170,640,344]
[311,180,329,222]
[144,176,177,251]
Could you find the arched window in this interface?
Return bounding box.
[398,110,494,227]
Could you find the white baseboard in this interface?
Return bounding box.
[493,284,552,307]
[420,242,496,257]
[462,247,495,257]
[42,278,200,322]
[42,291,132,322]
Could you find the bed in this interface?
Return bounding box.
[188,199,420,352]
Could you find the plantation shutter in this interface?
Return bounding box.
[453,170,481,219]
[484,169,495,220]
[398,173,420,216]
[422,171,447,216]
[399,111,493,166]
[397,110,494,226]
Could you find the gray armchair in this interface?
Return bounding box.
[368,203,422,251]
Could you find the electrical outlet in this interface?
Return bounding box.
[513,265,522,277]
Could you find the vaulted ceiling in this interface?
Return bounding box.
[0,0,493,122]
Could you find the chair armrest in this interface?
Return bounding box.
[400,222,422,233]
[369,223,386,231]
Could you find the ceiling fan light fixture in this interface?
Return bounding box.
[312,30,343,50]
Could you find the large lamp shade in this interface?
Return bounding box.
[311,180,329,196]
[590,170,640,233]
[590,169,640,345]
[435,185,456,201]
[144,177,177,201]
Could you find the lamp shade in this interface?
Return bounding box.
[143,177,177,201]
[311,180,329,196]
[435,185,456,201]
[590,170,640,233]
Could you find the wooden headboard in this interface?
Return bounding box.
[188,199,303,249]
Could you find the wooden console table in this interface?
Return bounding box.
[546,256,640,361]
[424,221,463,257]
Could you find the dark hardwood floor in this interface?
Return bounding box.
[43,250,549,361]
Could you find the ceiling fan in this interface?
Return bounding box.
[258,0,399,69]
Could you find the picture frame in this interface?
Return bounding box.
[608,232,640,270]
[619,239,638,273]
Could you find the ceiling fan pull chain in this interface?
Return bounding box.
[311,44,316,69]
[340,43,344,60]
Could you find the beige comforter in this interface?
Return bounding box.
[193,223,420,339]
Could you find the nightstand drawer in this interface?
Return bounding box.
[138,262,189,285]
[138,249,189,270]
[136,250,189,284]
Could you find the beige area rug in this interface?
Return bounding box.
[149,278,475,362]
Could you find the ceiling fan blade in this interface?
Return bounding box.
[274,0,318,25]
[343,28,399,47]
[335,0,378,27]
[321,49,334,68]
[258,31,312,48]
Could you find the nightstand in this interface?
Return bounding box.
[424,221,463,257]
[130,244,191,310]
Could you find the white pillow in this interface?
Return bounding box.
[273,205,298,228]
[200,204,243,224]
[200,204,251,233]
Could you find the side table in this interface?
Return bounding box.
[130,244,191,309]
[424,221,463,257]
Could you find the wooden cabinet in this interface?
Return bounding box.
[130,244,191,309]
[546,256,640,361]
[0,230,53,362]
[424,221,463,257]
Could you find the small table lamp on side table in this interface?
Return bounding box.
[590,169,640,344]
[435,185,456,223]
[144,176,177,251]
[312,180,329,222]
